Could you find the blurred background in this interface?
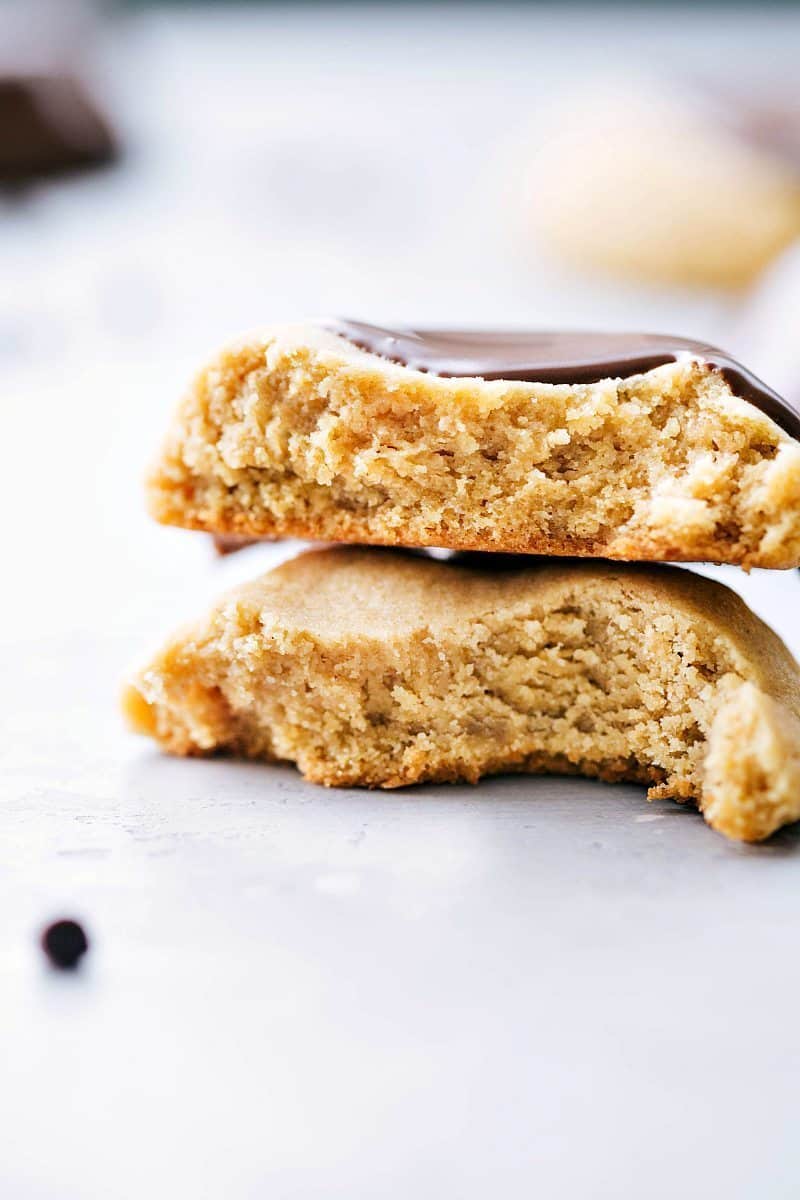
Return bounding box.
[4,5,800,1197]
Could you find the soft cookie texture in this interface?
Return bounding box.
[123,547,800,842]
[146,324,800,569]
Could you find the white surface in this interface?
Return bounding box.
[2,5,800,1198]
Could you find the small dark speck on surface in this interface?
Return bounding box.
[41,919,89,970]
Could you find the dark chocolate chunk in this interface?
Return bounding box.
[0,74,115,185]
[323,321,800,442]
[41,918,89,969]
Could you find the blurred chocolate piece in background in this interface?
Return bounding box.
[709,88,800,172]
[0,73,114,184]
[0,0,116,187]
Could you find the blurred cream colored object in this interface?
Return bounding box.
[528,81,800,289]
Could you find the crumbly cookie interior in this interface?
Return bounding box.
[147,327,800,568]
[123,550,800,840]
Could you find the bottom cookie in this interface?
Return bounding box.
[123,548,800,842]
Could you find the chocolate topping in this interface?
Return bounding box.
[323,320,800,441]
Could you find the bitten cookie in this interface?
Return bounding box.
[146,322,800,568]
[123,547,800,842]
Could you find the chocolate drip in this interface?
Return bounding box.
[323,320,800,442]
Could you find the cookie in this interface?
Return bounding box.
[123,547,800,842]
[526,82,800,289]
[146,322,800,569]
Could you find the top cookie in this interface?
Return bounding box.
[147,321,800,569]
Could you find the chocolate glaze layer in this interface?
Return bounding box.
[323,320,800,441]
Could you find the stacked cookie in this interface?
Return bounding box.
[125,322,800,841]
